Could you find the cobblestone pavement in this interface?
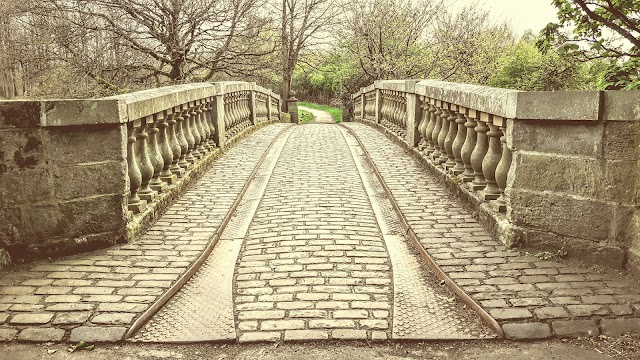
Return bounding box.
[132,124,493,342]
[345,122,640,340]
[0,124,290,342]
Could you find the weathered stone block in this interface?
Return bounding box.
[59,195,127,237]
[0,129,45,175]
[45,125,126,165]
[0,102,41,128]
[42,100,125,126]
[509,120,602,156]
[513,152,604,199]
[53,161,126,200]
[603,121,639,160]
[521,230,626,269]
[514,91,600,121]
[0,207,21,246]
[0,168,52,207]
[21,204,65,241]
[510,190,613,242]
[602,91,640,121]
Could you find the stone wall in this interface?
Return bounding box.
[352,80,640,273]
[0,100,127,264]
[0,82,281,266]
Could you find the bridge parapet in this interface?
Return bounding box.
[0,82,281,265]
[353,80,640,273]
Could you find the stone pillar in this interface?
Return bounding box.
[250,85,257,125]
[405,88,421,148]
[214,94,226,147]
[470,113,489,191]
[482,116,503,200]
[127,120,145,213]
[452,108,467,175]
[495,124,511,213]
[287,90,299,124]
[375,88,382,124]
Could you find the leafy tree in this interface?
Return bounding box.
[538,0,640,89]
[489,39,595,91]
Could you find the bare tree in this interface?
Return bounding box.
[32,0,275,91]
[278,0,339,110]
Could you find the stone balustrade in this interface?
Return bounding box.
[352,79,640,273]
[0,81,282,265]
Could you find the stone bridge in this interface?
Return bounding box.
[0,80,640,344]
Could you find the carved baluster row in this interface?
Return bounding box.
[417,98,513,212]
[126,99,220,214]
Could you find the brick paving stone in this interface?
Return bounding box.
[69,326,127,342]
[9,313,53,324]
[552,320,600,337]
[0,328,17,341]
[502,323,552,340]
[17,328,65,342]
[284,330,328,341]
[600,318,640,336]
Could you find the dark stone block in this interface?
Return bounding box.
[0,102,41,128]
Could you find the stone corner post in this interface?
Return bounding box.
[249,82,257,125]
[213,93,226,148]
[287,90,299,124]
[404,80,420,147]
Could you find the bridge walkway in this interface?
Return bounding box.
[0,119,639,343]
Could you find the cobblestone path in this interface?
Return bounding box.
[3,118,639,344]
[134,124,492,342]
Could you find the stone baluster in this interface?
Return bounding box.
[482,116,503,200]
[461,110,477,182]
[451,107,467,175]
[417,96,428,151]
[430,102,443,161]
[136,117,156,202]
[127,122,145,213]
[176,104,191,170]
[437,105,450,165]
[443,105,458,169]
[495,124,512,213]
[198,101,211,151]
[223,96,230,132]
[423,101,437,156]
[157,110,177,184]
[167,107,184,176]
[195,100,207,154]
[147,113,166,193]
[182,103,197,164]
[206,97,217,147]
[470,113,490,190]
[188,102,203,158]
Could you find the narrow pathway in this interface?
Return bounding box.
[298,106,334,123]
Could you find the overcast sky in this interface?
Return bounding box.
[452,0,559,36]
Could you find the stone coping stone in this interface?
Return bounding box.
[355,79,640,122]
[0,82,282,127]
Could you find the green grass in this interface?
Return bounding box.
[298,102,343,123]
[298,109,314,123]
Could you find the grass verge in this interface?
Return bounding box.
[298,101,342,123]
[298,109,314,123]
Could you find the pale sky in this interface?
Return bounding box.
[452,0,559,36]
